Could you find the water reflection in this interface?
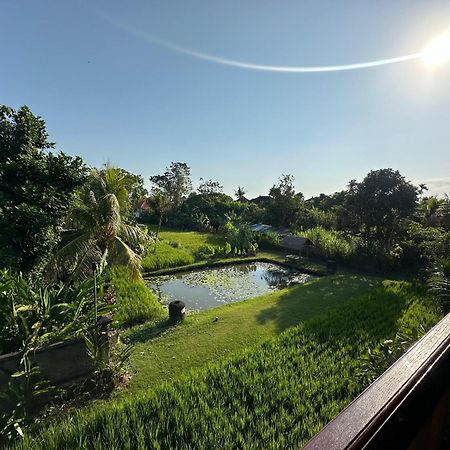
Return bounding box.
[146,262,313,312]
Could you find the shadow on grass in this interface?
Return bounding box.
[256,273,383,334]
[122,318,175,344]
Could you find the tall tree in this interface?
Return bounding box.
[267,174,303,227]
[148,189,171,252]
[48,166,149,280]
[0,105,87,273]
[346,168,418,250]
[149,162,192,208]
[197,178,223,195]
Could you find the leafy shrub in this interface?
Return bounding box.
[299,227,361,262]
[0,269,103,354]
[428,259,450,312]
[223,219,258,255]
[254,231,280,251]
[195,244,217,259]
[82,329,134,393]
[12,282,441,450]
[141,241,195,271]
[109,266,165,328]
[0,353,54,444]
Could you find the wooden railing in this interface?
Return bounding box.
[302,313,450,450]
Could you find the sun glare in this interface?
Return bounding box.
[421,33,450,67]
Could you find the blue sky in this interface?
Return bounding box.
[2,0,450,198]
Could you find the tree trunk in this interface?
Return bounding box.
[154,216,162,253]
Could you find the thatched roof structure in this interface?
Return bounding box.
[280,235,313,251]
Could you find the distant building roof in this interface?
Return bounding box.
[280,235,313,251]
[135,197,150,210]
[250,195,271,205]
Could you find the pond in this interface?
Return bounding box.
[146,262,313,312]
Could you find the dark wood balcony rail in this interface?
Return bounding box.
[302,313,450,450]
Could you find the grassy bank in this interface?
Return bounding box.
[122,273,381,394]
[109,266,165,328]
[14,280,441,450]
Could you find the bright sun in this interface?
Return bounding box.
[421,33,450,67]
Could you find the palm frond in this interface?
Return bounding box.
[46,232,94,281]
[120,223,150,247]
[69,243,103,282]
[108,236,142,280]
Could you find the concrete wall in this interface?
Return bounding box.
[0,337,93,389]
[0,315,112,389]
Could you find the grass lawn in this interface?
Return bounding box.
[120,271,382,395]
[148,226,226,251]
[142,226,327,276]
[142,227,227,271]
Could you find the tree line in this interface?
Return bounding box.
[1,105,449,279]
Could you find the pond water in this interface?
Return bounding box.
[146,262,313,312]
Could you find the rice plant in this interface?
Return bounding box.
[12,281,441,450]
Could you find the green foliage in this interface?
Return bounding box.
[142,241,195,271]
[297,206,338,230]
[223,218,258,255]
[394,221,450,272]
[49,166,149,281]
[197,179,223,195]
[355,287,441,384]
[345,169,418,249]
[83,329,134,393]
[0,105,87,274]
[267,174,304,227]
[300,227,361,262]
[109,266,165,328]
[0,269,104,354]
[428,259,450,311]
[170,192,264,231]
[149,162,192,208]
[0,353,54,444]
[194,244,217,259]
[12,281,440,450]
[254,231,280,251]
[417,195,450,230]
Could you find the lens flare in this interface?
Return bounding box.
[422,34,450,67]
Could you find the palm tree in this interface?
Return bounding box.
[235,186,247,202]
[47,166,149,280]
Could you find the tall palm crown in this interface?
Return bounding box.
[48,166,149,280]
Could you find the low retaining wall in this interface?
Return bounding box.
[0,315,112,389]
[0,337,93,388]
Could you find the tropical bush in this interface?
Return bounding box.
[108,266,165,328]
[299,226,361,262]
[428,259,450,312]
[0,269,103,354]
[223,219,258,255]
[10,281,441,450]
[194,244,217,259]
[0,354,54,444]
[254,231,280,251]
